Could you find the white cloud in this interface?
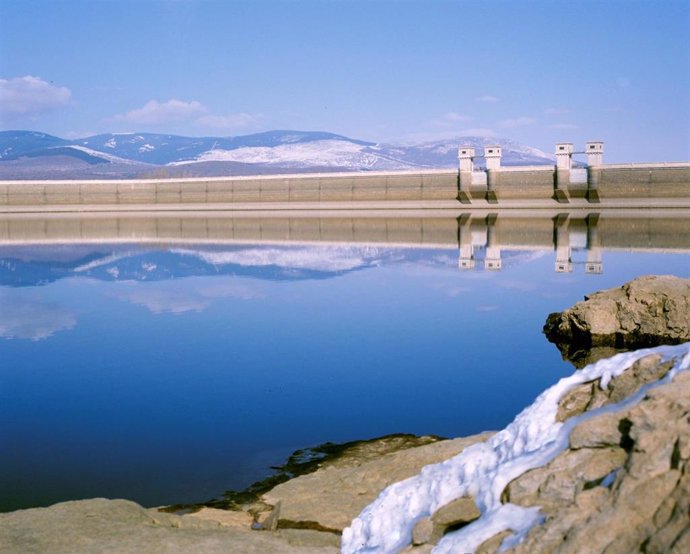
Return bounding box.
[0,290,76,341]
[111,99,264,131]
[114,279,264,315]
[196,112,264,130]
[544,107,569,115]
[549,123,579,130]
[428,112,473,127]
[114,99,208,125]
[458,128,496,137]
[476,95,499,103]
[0,75,71,117]
[498,117,537,128]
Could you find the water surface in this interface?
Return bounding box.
[1,212,688,512]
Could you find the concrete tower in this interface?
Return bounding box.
[458,147,475,200]
[484,146,502,170]
[586,141,604,167]
[555,143,574,192]
[458,147,475,172]
[555,143,574,170]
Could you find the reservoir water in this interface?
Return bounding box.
[1,211,689,512]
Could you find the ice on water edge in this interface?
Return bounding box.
[341,342,690,554]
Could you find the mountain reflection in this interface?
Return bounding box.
[0,211,688,287]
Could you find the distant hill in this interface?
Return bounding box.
[0,129,555,180]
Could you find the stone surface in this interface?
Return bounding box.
[430,496,481,528]
[556,353,674,424]
[261,432,492,533]
[569,411,627,449]
[544,275,690,352]
[411,517,433,545]
[498,370,690,553]
[0,498,338,553]
[407,496,483,546]
[180,506,253,529]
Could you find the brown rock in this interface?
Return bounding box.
[261,432,491,533]
[476,530,512,554]
[431,496,481,527]
[182,506,253,529]
[0,498,338,554]
[556,381,595,422]
[569,412,627,449]
[411,517,433,545]
[504,446,625,511]
[544,275,690,352]
[505,371,690,554]
[557,353,675,425]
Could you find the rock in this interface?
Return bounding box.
[556,380,597,422]
[607,354,673,403]
[261,432,492,533]
[180,506,253,529]
[476,530,512,554]
[411,517,433,545]
[0,498,338,553]
[503,446,626,512]
[544,275,690,353]
[431,495,480,528]
[406,496,481,545]
[556,353,675,424]
[500,370,690,554]
[569,412,627,449]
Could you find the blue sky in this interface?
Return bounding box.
[0,0,688,162]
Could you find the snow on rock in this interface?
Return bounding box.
[104,138,117,149]
[341,343,690,554]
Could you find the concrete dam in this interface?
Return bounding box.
[0,142,688,212]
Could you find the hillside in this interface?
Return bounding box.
[0,130,555,180]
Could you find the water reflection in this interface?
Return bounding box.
[0,212,688,512]
[1,211,688,285]
[0,289,76,340]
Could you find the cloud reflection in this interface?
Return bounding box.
[114,279,264,315]
[0,288,76,341]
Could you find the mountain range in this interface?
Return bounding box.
[0,130,555,180]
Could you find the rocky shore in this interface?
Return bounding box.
[2,275,689,553]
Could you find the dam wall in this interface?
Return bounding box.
[0,170,460,208]
[0,164,688,212]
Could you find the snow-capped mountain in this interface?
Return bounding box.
[0,130,555,179]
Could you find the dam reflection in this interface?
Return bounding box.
[457,213,608,273]
[0,210,688,275]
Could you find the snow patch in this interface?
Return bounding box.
[104,138,117,149]
[171,246,382,273]
[170,139,418,170]
[60,145,138,164]
[73,252,140,272]
[342,343,690,553]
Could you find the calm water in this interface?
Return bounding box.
[1,214,689,512]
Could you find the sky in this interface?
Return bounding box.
[0,0,688,162]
